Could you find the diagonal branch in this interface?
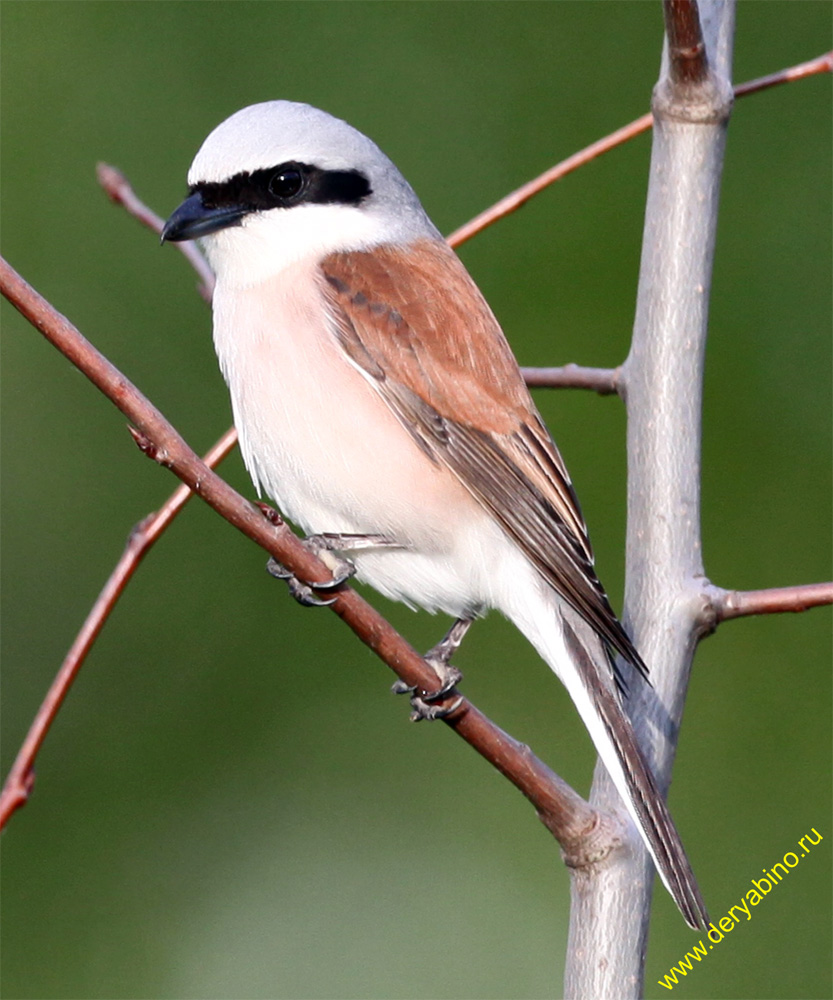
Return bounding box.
[0,254,608,860]
[97,163,214,302]
[446,51,832,248]
[733,49,833,98]
[0,427,238,828]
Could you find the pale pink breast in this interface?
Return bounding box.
[211,261,474,551]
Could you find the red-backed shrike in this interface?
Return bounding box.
[162,101,708,930]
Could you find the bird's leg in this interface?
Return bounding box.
[267,533,400,607]
[393,617,473,721]
[424,616,473,680]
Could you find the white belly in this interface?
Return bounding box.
[211,264,509,617]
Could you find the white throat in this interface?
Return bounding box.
[200,200,439,289]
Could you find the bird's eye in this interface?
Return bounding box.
[268,167,304,201]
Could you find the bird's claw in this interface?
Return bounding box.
[286,576,340,607]
[408,692,465,722]
[391,665,464,722]
[266,532,399,607]
[266,547,354,608]
[267,556,343,605]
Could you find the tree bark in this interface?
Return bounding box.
[564,3,735,997]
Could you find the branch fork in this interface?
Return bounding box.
[558,808,628,872]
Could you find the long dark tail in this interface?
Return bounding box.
[559,617,709,930]
[507,577,710,929]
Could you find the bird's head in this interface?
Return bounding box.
[162,101,438,285]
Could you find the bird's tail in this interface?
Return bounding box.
[506,588,710,931]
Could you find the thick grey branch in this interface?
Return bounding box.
[564,4,736,998]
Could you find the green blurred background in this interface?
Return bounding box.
[2,3,830,998]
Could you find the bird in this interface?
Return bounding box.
[162,100,708,930]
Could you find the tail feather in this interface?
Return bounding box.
[560,618,710,931]
[508,588,709,931]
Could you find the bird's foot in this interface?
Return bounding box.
[267,532,395,607]
[391,679,464,722]
[391,617,472,721]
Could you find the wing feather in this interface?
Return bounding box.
[319,240,647,678]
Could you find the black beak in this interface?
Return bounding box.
[161,191,249,243]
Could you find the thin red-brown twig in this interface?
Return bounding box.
[710,581,833,621]
[664,0,709,87]
[447,51,833,248]
[446,113,655,249]
[97,163,215,302]
[0,255,599,849]
[0,427,238,828]
[734,50,833,98]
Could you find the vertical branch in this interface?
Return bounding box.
[664,0,710,85]
[564,2,736,997]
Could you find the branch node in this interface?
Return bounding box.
[255,501,285,527]
[127,425,170,466]
[655,0,733,124]
[688,576,721,637]
[652,74,734,125]
[128,513,156,544]
[558,808,626,872]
